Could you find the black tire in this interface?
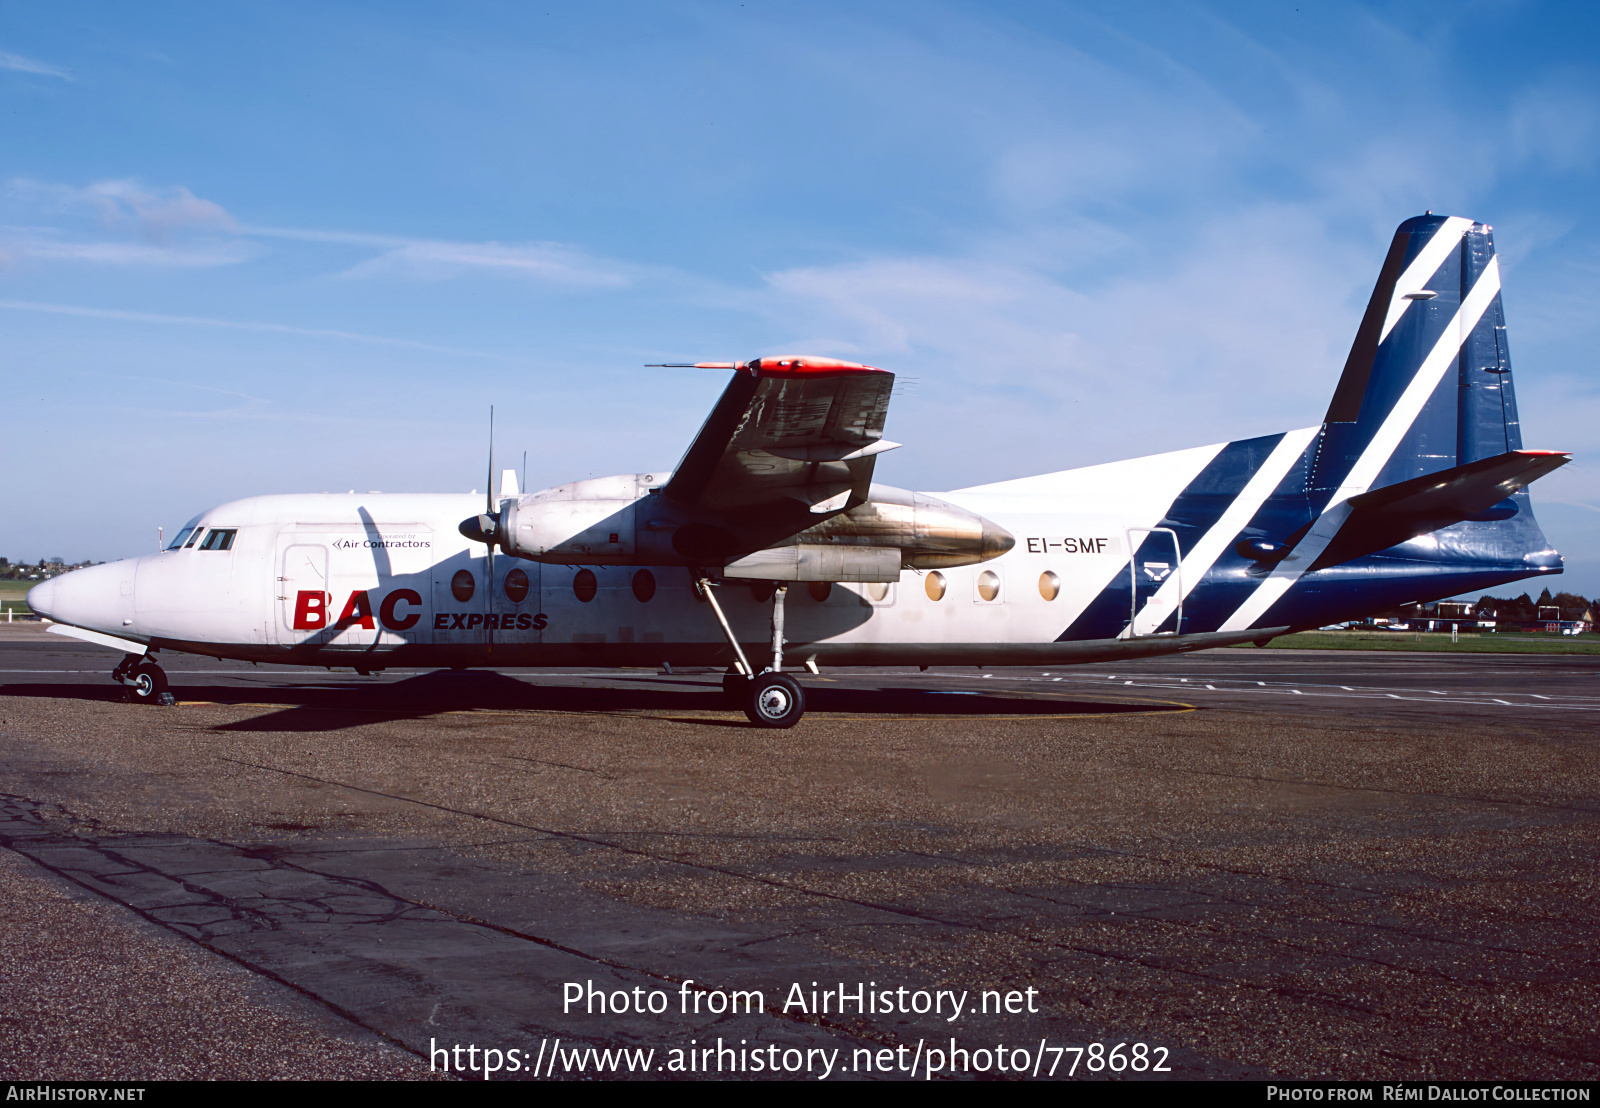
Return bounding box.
[127,662,168,704]
[742,672,805,729]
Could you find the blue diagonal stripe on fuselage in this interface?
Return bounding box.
[1055,432,1300,642]
[1147,435,1322,634]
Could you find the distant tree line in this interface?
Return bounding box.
[1473,589,1597,623]
[0,558,97,581]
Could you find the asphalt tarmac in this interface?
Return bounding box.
[2,628,1597,1081]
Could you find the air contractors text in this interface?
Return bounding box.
[332,538,432,549]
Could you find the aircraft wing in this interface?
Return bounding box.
[661,357,898,516]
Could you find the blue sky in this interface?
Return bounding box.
[3,1,1597,595]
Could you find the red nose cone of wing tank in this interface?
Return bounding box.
[749,356,888,376]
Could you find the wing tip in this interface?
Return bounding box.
[752,355,889,377]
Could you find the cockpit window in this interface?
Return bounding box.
[185,528,205,548]
[167,515,204,550]
[198,529,237,551]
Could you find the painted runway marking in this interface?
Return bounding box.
[1010,671,1600,703]
[870,671,1600,713]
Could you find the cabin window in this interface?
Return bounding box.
[631,569,656,603]
[808,581,832,603]
[865,582,891,603]
[198,529,237,551]
[503,568,529,604]
[451,569,476,602]
[925,571,946,601]
[976,570,1001,602]
[573,569,598,603]
[1038,571,1060,601]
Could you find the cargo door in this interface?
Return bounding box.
[276,525,436,649]
[276,542,331,645]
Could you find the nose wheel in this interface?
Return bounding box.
[114,653,173,705]
[128,662,170,704]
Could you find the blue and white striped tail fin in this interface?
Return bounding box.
[1034,214,1563,645]
[1213,214,1562,632]
[1311,215,1520,494]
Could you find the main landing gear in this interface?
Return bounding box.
[113,652,175,705]
[699,579,807,729]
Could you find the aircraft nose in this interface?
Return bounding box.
[28,561,134,630]
[25,577,57,620]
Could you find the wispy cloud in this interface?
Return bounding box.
[0,298,502,358]
[339,240,632,287]
[756,203,1363,425]
[0,50,70,80]
[2,179,246,270]
[247,223,635,287]
[0,229,255,268]
[1,178,640,287]
[8,178,237,239]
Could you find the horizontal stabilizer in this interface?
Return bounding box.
[1309,449,1568,570]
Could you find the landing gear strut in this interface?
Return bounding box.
[698,579,806,729]
[113,652,173,705]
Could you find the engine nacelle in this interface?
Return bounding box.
[721,486,1013,581]
[465,475,1013,580]
[496,473,663,560]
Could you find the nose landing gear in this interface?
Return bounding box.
[113,652,175,705]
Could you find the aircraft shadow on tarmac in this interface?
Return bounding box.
[1,669,1190,733]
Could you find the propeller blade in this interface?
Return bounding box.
[486,405,496,655]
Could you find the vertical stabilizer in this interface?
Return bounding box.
[1311,215,1523,495]
[1214,215,1560,633]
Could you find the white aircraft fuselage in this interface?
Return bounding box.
[36,442,1261,672]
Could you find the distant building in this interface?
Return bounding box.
[1364,598,1592,635]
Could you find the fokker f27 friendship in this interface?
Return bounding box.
[30,215,1569,726]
